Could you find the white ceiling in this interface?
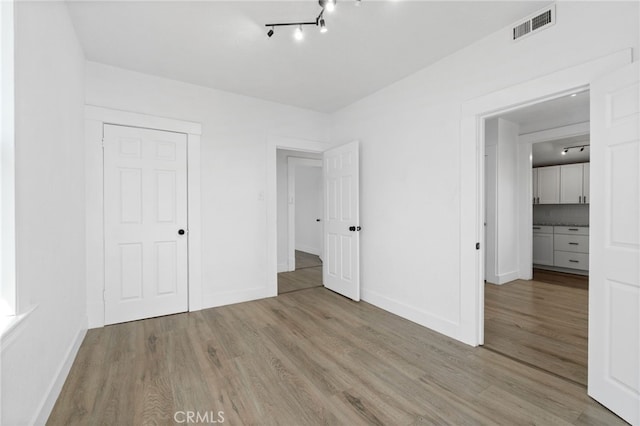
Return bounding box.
[66,0,549,112]
[496,91,591,166]
[532,135,590,167]
[500,90,590,134]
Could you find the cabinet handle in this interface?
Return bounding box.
[579,196,582,203]
[569,260,579,263]
[536,197,540,204]
[533,227,541,230]
[569,242,579,245]
[568,228,579,231]
[583,195,587,203]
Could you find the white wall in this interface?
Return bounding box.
[329,1,638,342]
[484,119,498,284]
[85,62,329,316]
[295,165,322,256]
[495,118,520,284]
[1,2,86,424]
[276,149,322,271]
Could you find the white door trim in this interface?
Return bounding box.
[85,105,202,328]
[459,49,632,346]
[267,136,331,297]
[287,157,323,272]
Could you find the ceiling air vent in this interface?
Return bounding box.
[512,5,556,41]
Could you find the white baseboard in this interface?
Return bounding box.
[200,287,273,310]
[277,262,289,273]
[295,244,321,256]
[361,289,463,344]
[496,270,520,285]
[33,324,87,425]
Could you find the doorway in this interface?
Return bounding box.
[463,52,637,424]
[483,91,591,385]
[278,150,324,294]
[267,138,361,302]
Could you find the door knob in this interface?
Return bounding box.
[178,229,185,235]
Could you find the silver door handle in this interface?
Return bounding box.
[583,195,587,203]
[579,196,582,203]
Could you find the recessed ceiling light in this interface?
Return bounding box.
[294,25,304,41]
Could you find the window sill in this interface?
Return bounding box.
[0,305,38,351]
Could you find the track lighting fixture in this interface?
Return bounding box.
[562,145,588,155]
[266,0,360,39]
[319,18,328,33]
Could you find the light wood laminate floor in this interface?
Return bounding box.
[484,270,589,386]
[278,250,322,294]
[49,286,622,425]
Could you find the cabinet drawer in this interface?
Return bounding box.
[554,226,589,236]
[532,225,554,234]
[554,251,589,270]
[554,234,589,253]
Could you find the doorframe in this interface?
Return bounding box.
[267,136,331,297]
[84,105,202,328]
[287,157,323,272]
[459,49,631,346]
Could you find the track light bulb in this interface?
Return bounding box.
[562,149,568,155]
[580,146,585,152]
[320,18,328,33]
[294,25,304,41]
[320,0,336,12]
[267,27,274,38]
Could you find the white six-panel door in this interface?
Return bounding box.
[323,141,360,301]
[589,61,639,425]
[103,124,189,325]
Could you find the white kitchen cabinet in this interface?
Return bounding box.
[582,163,590,204]
[560,163,590,204]
[536,166,560,204]
[532,168,538,204]
[553,226,589,272]
[532,226,554,266]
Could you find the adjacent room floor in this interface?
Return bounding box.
[277,250,322,294]
[49,280,623,425]
[484,269,589,386]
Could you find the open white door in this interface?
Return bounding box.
[103,124,189,325]
[589,61,639,425]
[323,141,360,301]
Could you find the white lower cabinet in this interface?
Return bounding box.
[554,251,589,269]
[533,226,554,266]
[533,225,589,272]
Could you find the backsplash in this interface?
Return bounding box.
[533,204,590,226]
